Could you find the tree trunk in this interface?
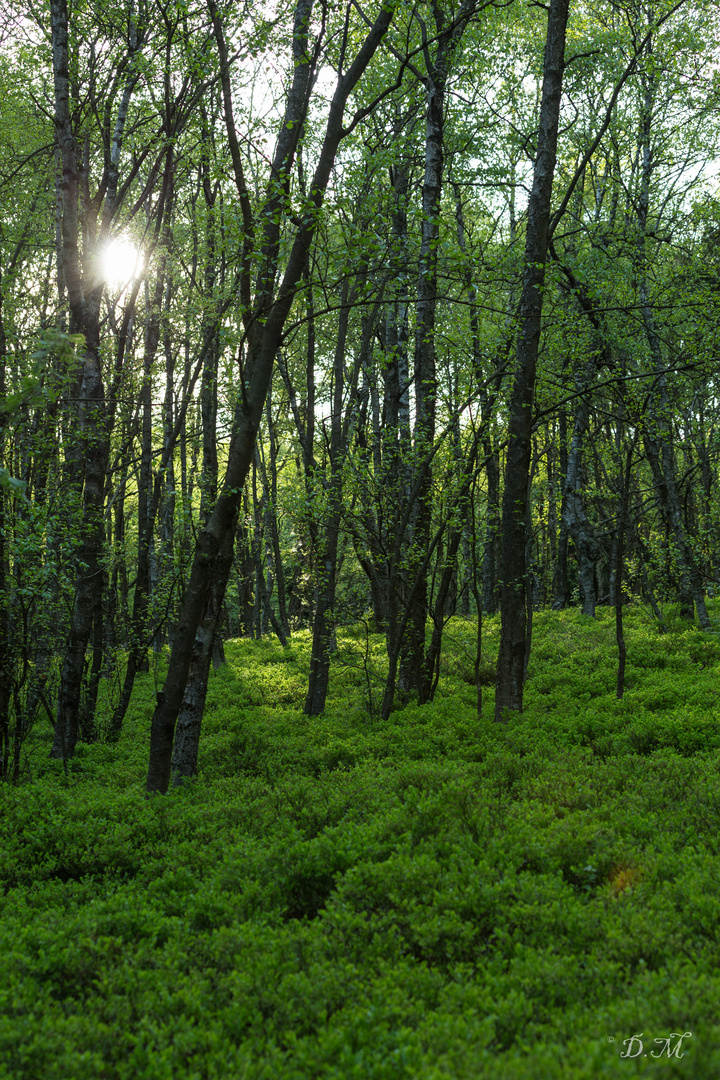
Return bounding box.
[305,289,373,715]
[562,390,599,617]
[483,447,501,615]
[146,0,398,792]
[495,0,570,720]
[615,440,635,699]
[399,2,470,696]
[554,408,570,607]
[171,528,235,782]
[107,262,169,738]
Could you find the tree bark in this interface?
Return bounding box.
[305,291,372,715]
[495,0,570,720]
[399,1,471,696]
[49,0,147,757]
[147,0,399,793]
[171,528,235,782]
[50,0,103,760]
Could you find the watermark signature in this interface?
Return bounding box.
[606,1032,692,1059]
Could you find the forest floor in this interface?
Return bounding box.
[2,605,720,1079]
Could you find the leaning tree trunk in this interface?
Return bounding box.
[495,0,570,721]
[171,527,235,781]
[169,171,227,730]
[147,0,398,793]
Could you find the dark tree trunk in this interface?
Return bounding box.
[554,408,570,607]
[108,262,169,739]
[399,2,471,696]
[421,524,464,703]
[483,447,501,615]
[495,0,570,720]
[49,0,109,760]
[305,290,373,715]
[615,440,635,700]
[265,389,290,638]
[171,528,235,782]
[0,278,11,778]
[169,161,227,730]
[49,348,107,760]
[352,159,410,642]
[159,280,176,643]
[469,488,484,719]
[236,501,256,637]
[147,0,398,792]
[562,392,599,618]
[81,583,105,743]
[452,181,504,619]
[49,0,147,757]
[305,282,350,716]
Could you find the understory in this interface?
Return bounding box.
[2,605,720,1079]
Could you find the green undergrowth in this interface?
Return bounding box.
[2,605,720,1078]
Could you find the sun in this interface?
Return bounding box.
[101,237,143,290]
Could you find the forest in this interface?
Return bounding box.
[2,0,720,1075]
[0,0,719,781]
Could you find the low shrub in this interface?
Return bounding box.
[2,605,720,1077]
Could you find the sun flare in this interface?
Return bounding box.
[102,238,143,290]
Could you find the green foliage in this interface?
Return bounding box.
[3,606,720,1077]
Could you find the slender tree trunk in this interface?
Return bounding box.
[49,0,145,756]
[236,500,255,637]
[160,280,176,644]
[495,0,569,720]
[49,0,108,759]
[452,180,505,620]
[615,441,635,699]
[469,487,484,719]
[108,264,168,738]
[562,389,599,617]
[353,160,409,638]
[172,161,226,718]
[400,2,470,695]
[0,277,11,778]
[483,447,501,615]
[554,408,570,607]
[306,290,373,715]
[305,281,350,716]
[524,448,540,683]
[147,0,398,792]
[81,585,105,742]
[421,525,464,703]
[265,389,290,638]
